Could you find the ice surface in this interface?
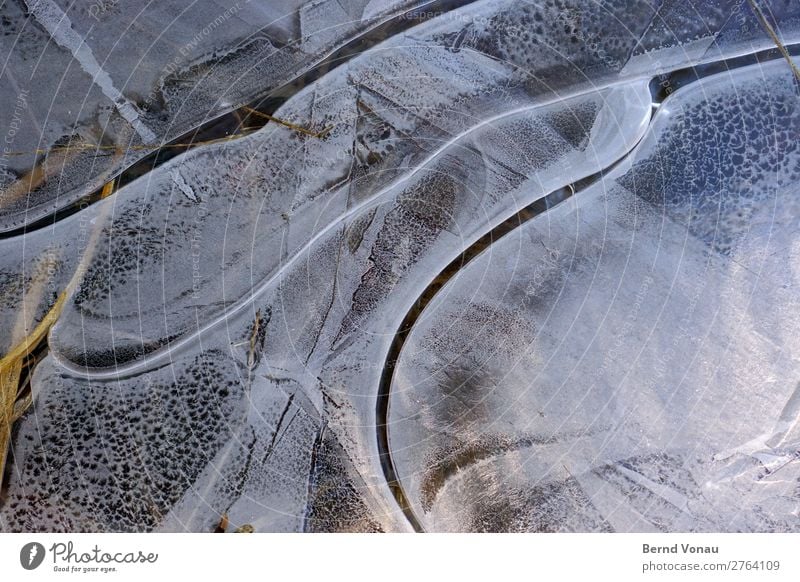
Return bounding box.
[0,63,654,536]
[1,78,652,531]
[0,0,423,231]
[1,0,798,232]
[1,0,799,532]
[388,59,800,532]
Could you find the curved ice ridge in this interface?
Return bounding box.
[51,82,652,381]
[387,58,800,532]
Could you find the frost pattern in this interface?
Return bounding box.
[0,1,799,532]
[1,77,651,531]
[0,0,424,231]
[0,0,798,231]
[388,59,800,532]
[0,78,653,536]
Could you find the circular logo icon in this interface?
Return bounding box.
[20,542,46,570]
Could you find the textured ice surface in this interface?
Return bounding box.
[0,0,423,231]
[1,0,799,532]
[1,0,799,232]
[0,0,794,344]
[4,0,799,363]
[0,78,652,532]
[0,52,655,535]
[388,59,800,532]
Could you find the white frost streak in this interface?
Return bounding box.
[25,0,156,143]
[172,170,198,202]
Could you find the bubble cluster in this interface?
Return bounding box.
[3,350,245,532]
